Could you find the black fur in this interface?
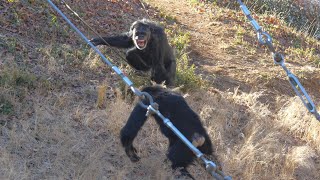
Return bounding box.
[90,19,176,86]
[120,86,213,178]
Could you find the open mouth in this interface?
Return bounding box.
[136,40,146,48]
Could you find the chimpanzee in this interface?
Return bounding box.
[120,85,213,179]
[90,19,176,86]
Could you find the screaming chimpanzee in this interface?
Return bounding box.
[90,19,176,86]
[120,85,213,179]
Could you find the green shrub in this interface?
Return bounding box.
[0,96,14,115]
[176,53,205,90]
[169,30,207,91]
[0,69,36,89]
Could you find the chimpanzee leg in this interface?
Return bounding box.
[120,103,148,162]
[151,57,175,86]
[168,137,177,148]
[126,48,151,71]
[164,60,176,86]
[151,65,168,85]
[167,141,195,179]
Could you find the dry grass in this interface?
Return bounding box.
[1,65,320,179]
[277,97,320,152]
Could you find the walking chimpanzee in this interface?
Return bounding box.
[120,85,214,179]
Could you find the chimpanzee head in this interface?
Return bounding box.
[130,20,151,50]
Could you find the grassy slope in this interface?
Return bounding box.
[1,0,320,180]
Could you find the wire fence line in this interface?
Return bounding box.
[215,0,320,38]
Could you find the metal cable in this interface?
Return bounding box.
[236,0,320,121]
[137,0,152,20]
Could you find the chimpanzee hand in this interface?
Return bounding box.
[89,37,102,46]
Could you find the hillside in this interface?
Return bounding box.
[1,0,320,180]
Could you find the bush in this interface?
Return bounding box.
[168,30,207,91]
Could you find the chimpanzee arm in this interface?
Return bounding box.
[120,103,148,162]
[126,48,151,71]
[90,33,134,48]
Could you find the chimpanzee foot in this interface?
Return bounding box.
[125,147,140,162]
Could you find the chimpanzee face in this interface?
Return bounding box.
[131,22,151,50]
